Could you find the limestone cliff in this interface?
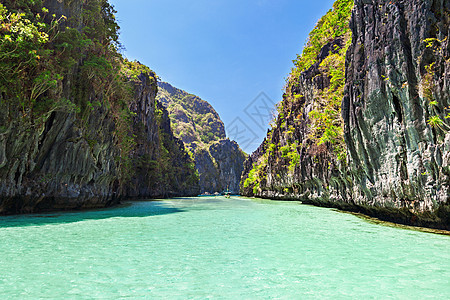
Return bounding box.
[343,0,450,214]
[195,140,246,194]
[157,82,246,194]
[0,0,199,214]
[120,73,200,199]
[241,0,450,229]
[240,35,351,203]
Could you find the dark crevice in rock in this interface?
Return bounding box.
[392,93,403,124]
[14,168,21,184]
[42,112,56,143]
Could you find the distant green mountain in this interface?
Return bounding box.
[157,82,246,194]
[157,82,225,150]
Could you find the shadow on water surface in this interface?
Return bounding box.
[0,200,185,228]
[334,209,450,236]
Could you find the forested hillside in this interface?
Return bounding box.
[158,82,246,194]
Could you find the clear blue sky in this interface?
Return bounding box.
[110,0,336,153]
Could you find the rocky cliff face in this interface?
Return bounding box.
[241,0,450,229]
[0,99,120,213]
[0,0,199,214]
[196,140,246,194]
[343,0,450,213]
[157,82,246,194]
[0,70,199,214]
[121,73,200,199]
[240,36,351,203]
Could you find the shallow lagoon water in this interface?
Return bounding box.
[0,197,449,299]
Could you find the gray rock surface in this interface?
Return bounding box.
[122,74,200,198]
[240,35,351,203]
[0,101,120,213]
[0,71,199,214]
[343,0,450,212]
[241,0,450,229]
[0,0,199,214]
[196,140,246,194]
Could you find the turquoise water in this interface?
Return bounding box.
[0,197,449,299]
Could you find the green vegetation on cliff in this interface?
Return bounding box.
[0,0,199,208]
[157,82,226,150]
[421,39,450,134]
[242,0,353,196]
[0,0,121,113]
[0,0,136,181]
[241,0,450,230]
[289,0,352,158]
[157,82,246,194]
[150,101,199,193]
[291,0,353,76]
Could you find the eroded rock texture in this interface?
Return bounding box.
[241,0,450,229]
[0,100,120,213]
[240,37,351,203]
[0,72,199,214]
[343,0,450,212]
[196,140,246,194]
[122,74,200,199]
[0,0,199,214]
